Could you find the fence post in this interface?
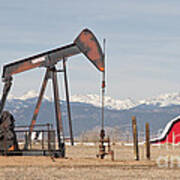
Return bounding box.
[132,116,139,160]
[42,130,44,150]
[145,123,150,160]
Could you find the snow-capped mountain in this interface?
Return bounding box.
[2,90,180,136]
[71,92,180,110]
[4,91,180,110]
[139,92,180,107]
[70,94,137,110]
[7,90,51,101]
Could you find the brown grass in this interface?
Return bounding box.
[0,144,180,179]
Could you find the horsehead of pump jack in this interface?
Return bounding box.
[0,28,105,156]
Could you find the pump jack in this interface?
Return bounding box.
[0,29,104,157]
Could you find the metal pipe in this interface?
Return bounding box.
[101,39,106,130]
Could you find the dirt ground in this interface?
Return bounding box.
[0,144,180,180]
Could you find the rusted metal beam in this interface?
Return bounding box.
[24,69,50,150]
[63,58,74,146]
[51,66,65,156]
[30,69,50,132]
[2,44,79,79]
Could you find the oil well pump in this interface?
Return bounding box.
[0,29,104,157]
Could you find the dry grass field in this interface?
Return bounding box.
[1,144,180,179]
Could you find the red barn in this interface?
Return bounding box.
[151,116,180,144]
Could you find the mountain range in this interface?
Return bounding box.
[3,90,180,137]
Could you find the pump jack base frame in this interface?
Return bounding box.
[0,28,105,158]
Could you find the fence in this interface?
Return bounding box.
[14,123,56,151]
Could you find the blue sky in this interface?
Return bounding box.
[1,0,180,100]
